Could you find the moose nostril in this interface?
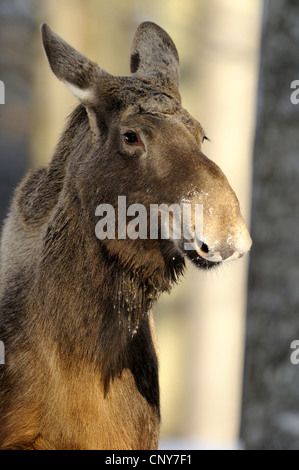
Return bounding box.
[201,243,209,254]
[221,247,235,261]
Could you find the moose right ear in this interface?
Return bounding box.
[41,24,107,105]
[130,22,180,97]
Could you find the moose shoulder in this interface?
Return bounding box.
[0,22,251,450]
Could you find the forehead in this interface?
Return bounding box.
[119,87,204,136]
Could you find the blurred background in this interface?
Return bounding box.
[0,0,299,450]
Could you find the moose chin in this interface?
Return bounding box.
[0,21,251,450]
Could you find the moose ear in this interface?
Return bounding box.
[41,24,106,104]
[130,22,180,93]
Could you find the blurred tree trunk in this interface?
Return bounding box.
[241,0,299,450]
[181,0,261,447]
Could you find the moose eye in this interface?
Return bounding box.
[124,132,139,145]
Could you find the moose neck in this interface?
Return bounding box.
[88,237,181,344]
[47,105,90,189]
[42,105,185,380]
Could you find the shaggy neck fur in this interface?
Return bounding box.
[27,106,185,402]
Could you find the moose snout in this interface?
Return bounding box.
[196,222,252,263]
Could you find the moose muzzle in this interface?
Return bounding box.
[194,219,252,263]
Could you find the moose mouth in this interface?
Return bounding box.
[177,239,221,270]
[184,248,220,270]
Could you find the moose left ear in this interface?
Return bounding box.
[130,22,180,96]
[41,24,111,139]
[41,23,108,105]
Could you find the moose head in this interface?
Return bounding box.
[41,21,251,280]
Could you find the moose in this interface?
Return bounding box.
[0,22,251,450]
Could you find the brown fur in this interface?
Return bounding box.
[0,22,251,450]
